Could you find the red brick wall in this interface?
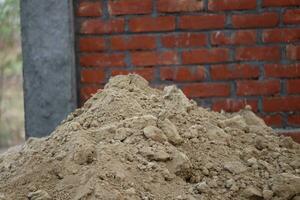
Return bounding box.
[75,0,300,129]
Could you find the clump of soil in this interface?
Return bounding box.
[0,74,299,200]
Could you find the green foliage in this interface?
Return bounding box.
[0,0,22,75]
[0,75,24,148]
[0,0,20,43]
[0,0,24,148]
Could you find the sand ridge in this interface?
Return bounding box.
[0,74,299,200]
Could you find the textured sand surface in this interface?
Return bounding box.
[0,75,299,200]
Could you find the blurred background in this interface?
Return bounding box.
[0,0,24,150]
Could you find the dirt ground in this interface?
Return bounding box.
[0,75,299,200]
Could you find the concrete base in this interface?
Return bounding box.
[21,0,77,138]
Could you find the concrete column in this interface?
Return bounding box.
[21,0,77,138]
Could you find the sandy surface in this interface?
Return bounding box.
[0,75,299,200]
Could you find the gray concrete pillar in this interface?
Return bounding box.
[21,0,77,138]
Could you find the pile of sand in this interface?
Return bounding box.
[0,75,299,200]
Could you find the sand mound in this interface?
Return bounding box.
[0,74,299,200]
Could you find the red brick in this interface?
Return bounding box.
[211,30,256,46]
[182,48,229,64]
[179,14,226,30]
[80,86,101,102]
[236,46,281,61]
[110,35,156,51]
[287,79,300,94]
[261,114,283,127]
[237,80,280,96]
[283,9,300,24]
[111,68,155,81]
[80,19,125,34]
[211,64,260,80]
[182,83,231,98]
[160,66,206,82]
[232,12,279,28]
[208,0,256,11]
[131,51,179,67]
[129,16,175,32]
[108,0,152,15]
[161,33,207,48]
[263,28,300,43]
[265,64,300,78]
[79,37,106,52]
[287,45,300,60]
[182,83,230,97]
[263,96,300,112]
[212,99,258,112]
[157,0,203,12]
[263,0,300,7]
[77,1,102,17]
[81,69,105,84]
[288,114,300,126]
[80,53,126,68]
